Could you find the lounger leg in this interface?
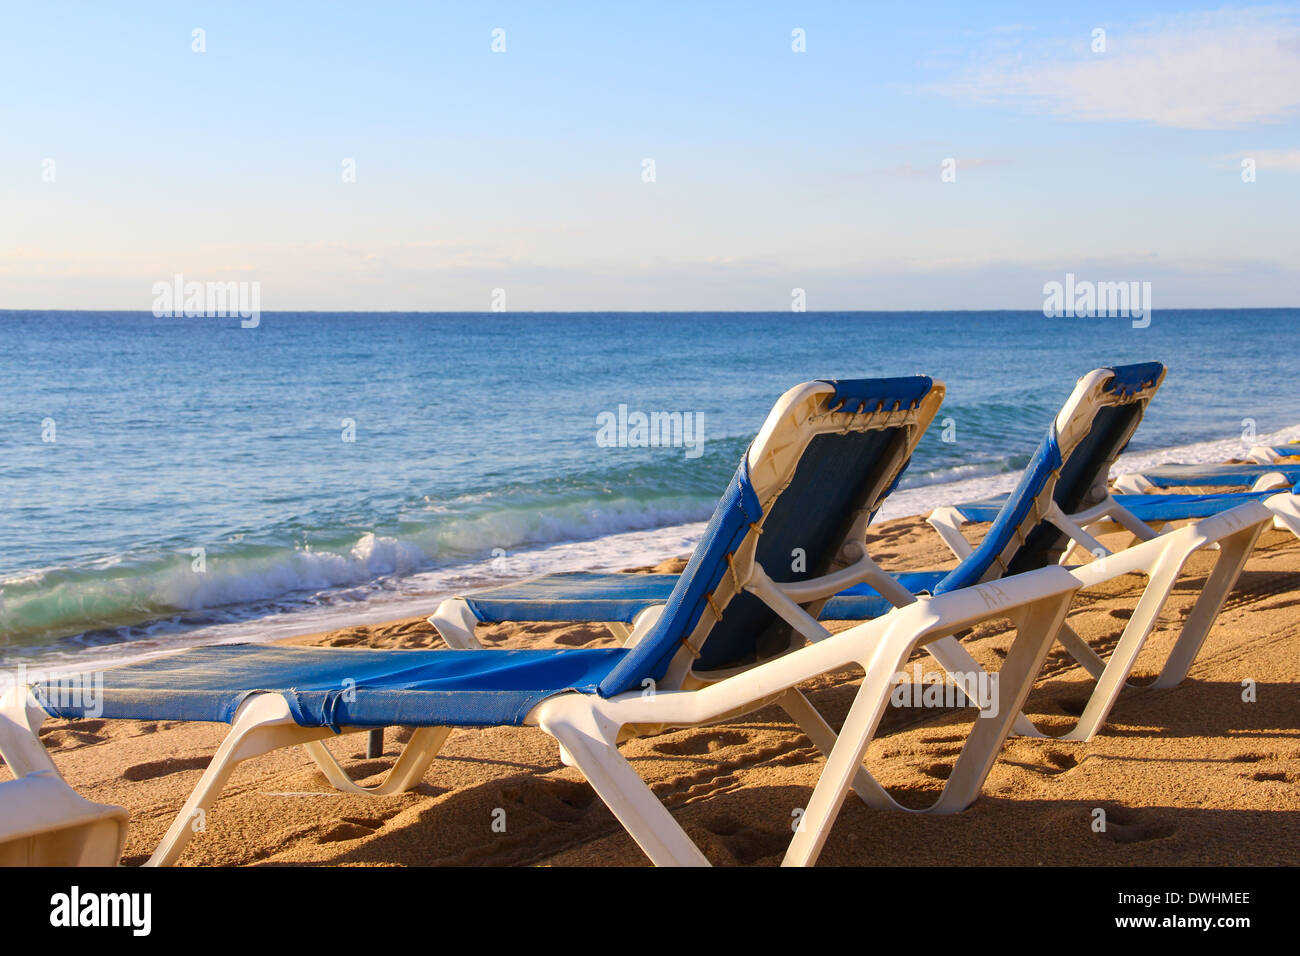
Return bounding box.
[783,591,1073,866]
[146,694,336,867]
[1153,521,1263,688]
[1053,550,1191,742]
[428,599,483,649]
[534,696,708,866]
[781,641,903,867]
[928,592,1071,812]
[301,726,452,796]
[1053,623,1108,679]
[777,689,892,806]
[0,686,60,778]
[924,636,1041,738]
[927,508,975,561]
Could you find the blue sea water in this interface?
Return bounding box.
[2,309,1297,669]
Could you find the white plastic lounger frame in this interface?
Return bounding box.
[0,697,128,866]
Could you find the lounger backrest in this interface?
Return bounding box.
[933,362,1166,594]
[597,377,945,696]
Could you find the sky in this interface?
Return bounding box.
[1,1,1298,311]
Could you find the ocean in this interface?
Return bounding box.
[2,309,1297,677]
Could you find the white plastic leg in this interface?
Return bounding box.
[927,507,976,561]
[1103,500,1162,543]
[428,599,483,649]
[301,726,452,796]
[534,694,708,866]
[928,592,1072,810]
[0,773,129,866]
[777,689,893,806]
[1112,473,1153,495]
[924,635,1040,738]
[0,685,130,866]
[1051,548,1191,741]
[145,694,337,867]
[0,685,61,778]
[1053,623,1108,679]
[1250,472,1291,492]
[623,604,665,648]
[1152,521,1263,688]
[782,589,1071,866]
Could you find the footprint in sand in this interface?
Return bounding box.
[1249,770,1291,782]
[317,816,387,843]
[652,730,750,757]
[925,746,963,759]
[922,733,966,745]
[553,627,607,647]
[1097,806,1175,844]
[1039,749,1079,773]
[327,631,368,647]
[698,815,787,865]
[36,728,108,750]
[122,755,211,781]
[498,778,596,823]
[919,761,953,781]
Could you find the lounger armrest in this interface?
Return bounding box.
[1111,472,1153,495]
[926,506,976,561]
[1067,502,1272,589]
[774,551,914,607]
[741,552,916,648]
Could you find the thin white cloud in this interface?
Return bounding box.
[942,7,1300,130]
[1221,148,1300,170]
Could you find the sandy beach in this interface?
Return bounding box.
[24,514,1300,867]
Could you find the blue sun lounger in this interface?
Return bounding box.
[434,364,1176,646]
[940,489,1283,526]
[1111,461,1300,492]
[435,363,1270,744]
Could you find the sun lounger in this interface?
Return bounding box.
[1111,461,1299,493]
[438,363,1263,742]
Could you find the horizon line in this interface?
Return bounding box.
[2,306,1298,315]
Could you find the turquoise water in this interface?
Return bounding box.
[2,309,1297,663]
